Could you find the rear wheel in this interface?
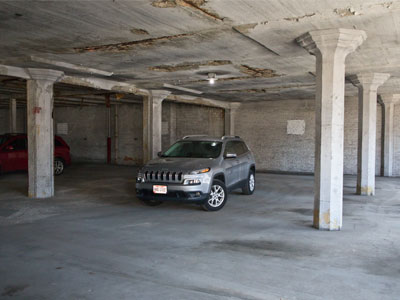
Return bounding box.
[142,199,163,206]
[242,170,255,195]
[54,158,64,175]
[202,180,227,211]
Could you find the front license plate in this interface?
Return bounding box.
[153,185,167,194]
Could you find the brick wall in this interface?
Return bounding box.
[54,104,143,165]
[0,108,26,134]
[161,102,225,150]
[236,97,389,175]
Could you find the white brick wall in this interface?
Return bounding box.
[162,102,224,150]
[0,108,26,134]
[236,97,391,176]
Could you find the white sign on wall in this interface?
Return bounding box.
[57,123,68,135]
[287,120,305,135]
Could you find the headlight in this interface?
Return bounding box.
[136,172,145,183]
[190,168,210,175]
[183,179,201,185]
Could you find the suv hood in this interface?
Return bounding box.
[143,157,214,173]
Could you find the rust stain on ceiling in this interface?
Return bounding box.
[239,65,281,78]
[152,0,224,21]
[149,60,232,72]
[73,33,194,53]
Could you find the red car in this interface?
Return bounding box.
[0,133,71,175]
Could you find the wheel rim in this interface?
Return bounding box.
[249,174,255,191]
[54,160,63,174]
[208,184,225,208]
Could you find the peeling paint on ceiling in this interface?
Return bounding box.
[149,60,232,72]
[238,65,281,78]
[73,33,195,52]
[1,0,399,103]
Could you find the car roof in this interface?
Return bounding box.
[180,135,243,142]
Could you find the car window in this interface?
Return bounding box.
[224,141,237,156]
[55,138,63,147]
[162,141,222,158]
[235,141,249,156]
[9,137,27,151]
[224,141,248,156]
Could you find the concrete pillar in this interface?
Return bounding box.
[169,103,177,145]
[297,29,366,230]
[26,68,63,198]
[348,73,390,195]
[224,103,241,136]
[9,98,17,133]
[381,94,400,177]
[143,90,171,162]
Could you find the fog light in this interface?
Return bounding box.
[183,179,201,185]
[195,192,201,197]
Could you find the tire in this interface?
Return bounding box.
[54,158,65,176]
[242,169,255,195]
[202,179,227,211]
[142,199,163,206]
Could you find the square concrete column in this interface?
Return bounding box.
[9,98,17,133]
[297,29,366,230]
[380,94,400,177]
[224,103,241,136]
[143,90,171,163]
[348,73,390,195]
[27,69,63,198]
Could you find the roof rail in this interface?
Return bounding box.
[221,135,241,140]
[182,135,209,139]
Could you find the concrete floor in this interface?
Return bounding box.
[0,164,399,300]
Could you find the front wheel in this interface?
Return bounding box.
[54,158,64,175]
[242,170,255,195]
[202,180,227,211]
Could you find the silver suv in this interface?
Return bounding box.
[136,135,256,211]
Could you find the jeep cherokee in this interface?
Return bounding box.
[135,135,256,211]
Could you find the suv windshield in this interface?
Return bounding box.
[162,141,222,159]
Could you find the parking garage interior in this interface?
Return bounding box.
[1,1,400,299]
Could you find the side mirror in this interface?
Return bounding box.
[225,153,237,159]
[157,151,162,157]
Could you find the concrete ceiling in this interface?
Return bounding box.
[1,0,399,102]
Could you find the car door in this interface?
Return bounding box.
[235,141,251,181]
[1,137,28,172]
[222,141,241,188]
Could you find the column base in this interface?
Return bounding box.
[313,209,342,231]
[356,185,374,196]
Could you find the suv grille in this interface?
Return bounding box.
[144,171,183,183]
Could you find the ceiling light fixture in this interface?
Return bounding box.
[208,73,217,85]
